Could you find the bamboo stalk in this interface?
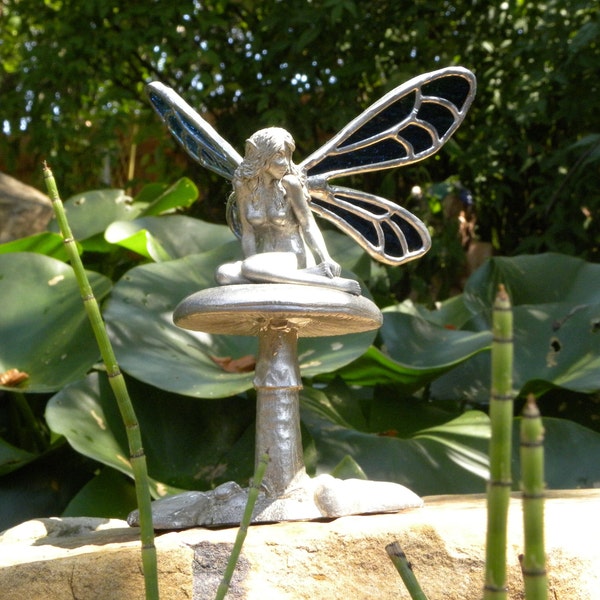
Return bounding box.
[385,541,429,600]
[215,452,270,600]
[483,285,514,600]
[43,163,159,600]
[520,395,547,600]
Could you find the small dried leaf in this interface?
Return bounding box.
[0,368,30,387]
[377,429,399,437]
[210,355,256,373]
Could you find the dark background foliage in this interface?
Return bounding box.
[2,0,598,259]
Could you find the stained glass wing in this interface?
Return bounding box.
[300,67,476,180]
[146,82,242,180]
[307,184,431,265]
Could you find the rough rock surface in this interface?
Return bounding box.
[0,491,598,599]
[0,172,53,242]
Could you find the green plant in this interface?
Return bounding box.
[388,290,549,600]
[42,164,159,600]
[520,395,548,600]
[484,286,514,600]
[386,541,429,600]
[1,184,600,529]
[215,452,269,600]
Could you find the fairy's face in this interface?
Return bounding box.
[265,149,289,181]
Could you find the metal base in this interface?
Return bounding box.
[128,284,422,529]
[127,472,423,529]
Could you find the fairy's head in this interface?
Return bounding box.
[237,127,296,180]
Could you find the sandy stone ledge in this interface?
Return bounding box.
[0,490,598,600]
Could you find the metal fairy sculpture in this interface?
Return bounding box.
[147,67,476,291]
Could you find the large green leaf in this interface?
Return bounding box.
[381,311,492,369]
[0,253,112,392]
[464,253,600,315]
[0,232,75,261]
[301,386,600,495]
[48,189,141,241]
[45,372,256,493]
[433,301,600,402]
[45,181,200,255]
[137,177,198,216]
[102,244,377,398]
[104,215,235,261]
[327,312,491,389]
[300,387,490,495]
[431,254,600,402]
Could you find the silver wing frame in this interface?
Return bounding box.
[307,185,433,265]
[146,82,242,180]
[300,67,476,265]
[146,66,476,266]
[301,67,476,178]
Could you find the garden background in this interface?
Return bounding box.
[1,0,599,529]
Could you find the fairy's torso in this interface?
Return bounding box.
[239,178,307,262]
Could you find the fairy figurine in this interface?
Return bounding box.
[146,67,476,292]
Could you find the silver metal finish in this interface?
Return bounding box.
[253,323,303,495]
[174,283,384,502]
[133,67,476,528]
[128,284,422,529]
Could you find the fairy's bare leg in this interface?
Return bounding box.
[240,252,361,295]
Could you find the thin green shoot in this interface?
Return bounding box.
[43,162,160,600]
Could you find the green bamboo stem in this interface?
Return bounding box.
[43,163,159,600]
[215,452,270,600]
[520,395,547,600]
[483,285,514,600]
[385,541,429,600]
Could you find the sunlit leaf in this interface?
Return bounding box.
[104,223,173,262]
[104,215,235,260]
[138,177,198,216]
[0,232,76,261]
[0,253,111,393]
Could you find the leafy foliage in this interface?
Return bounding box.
[1,1,599,526]
[1,0,598,259]
[1,180,599,527]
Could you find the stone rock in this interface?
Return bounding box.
[128,475,423,529]
[0,172,53,242]
[0,491,598,599]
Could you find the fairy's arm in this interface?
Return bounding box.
[284,174,341,277]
